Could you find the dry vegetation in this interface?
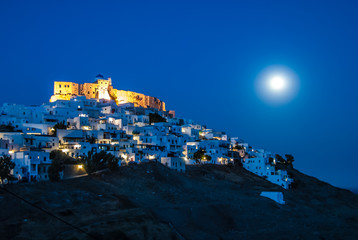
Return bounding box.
[0,163,357,240]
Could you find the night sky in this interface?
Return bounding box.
[1,1,357,190]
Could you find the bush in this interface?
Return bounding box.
[233,145,244,150]
[193,149,212,163]
[107,154,120,171]
[52,122,67,136]
[86,136,97,144]
[48,158,63,182]
[0,155,15,183]
[80,151,119,174]
[48,150,72,181]
[285,154,295,166]
[149,113,167,124]
[50,150,75,164]
[0,124,15,132]
[193,149,205,164]
[275,154,286,164]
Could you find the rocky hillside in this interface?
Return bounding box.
[0,163,357,240]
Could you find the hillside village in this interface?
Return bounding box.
[0,75,293,189]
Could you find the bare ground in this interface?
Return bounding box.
[0,163,357,240]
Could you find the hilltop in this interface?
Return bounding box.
[1,163,357,240]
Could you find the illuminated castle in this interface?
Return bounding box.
[50,74,166,111]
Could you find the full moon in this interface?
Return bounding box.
[255,65,300,106]
[269,76,286,91]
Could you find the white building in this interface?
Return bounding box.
[242,149,293,189]
[11,151,55,182]
[0,82,295,189]
[161,157,186,172]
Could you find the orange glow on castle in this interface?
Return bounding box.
[50,74,166,111]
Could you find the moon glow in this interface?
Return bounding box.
[255,65,300,106]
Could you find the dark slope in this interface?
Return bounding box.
[0,163,357,240]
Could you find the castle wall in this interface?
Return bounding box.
[110,89,166,111]
[50,82,79,102]
[53,82,79,96]
[50,78,165,111]
[81,83,98,99]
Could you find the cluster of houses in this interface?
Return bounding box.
[0,84,293,189]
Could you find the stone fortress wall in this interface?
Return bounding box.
[50,75,166,111]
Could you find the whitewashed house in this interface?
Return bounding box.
[161,157,186,172]
[242,148,293,189]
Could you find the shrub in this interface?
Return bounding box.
[149,113,166,124]
[0,155,15,183]
[48,150,73,181]
[48,158,63,182]
[80,151,119,174]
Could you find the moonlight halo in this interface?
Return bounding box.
[255,65,300,106]
[269,76,286,91]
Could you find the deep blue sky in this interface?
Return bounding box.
[1,1,357,189]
